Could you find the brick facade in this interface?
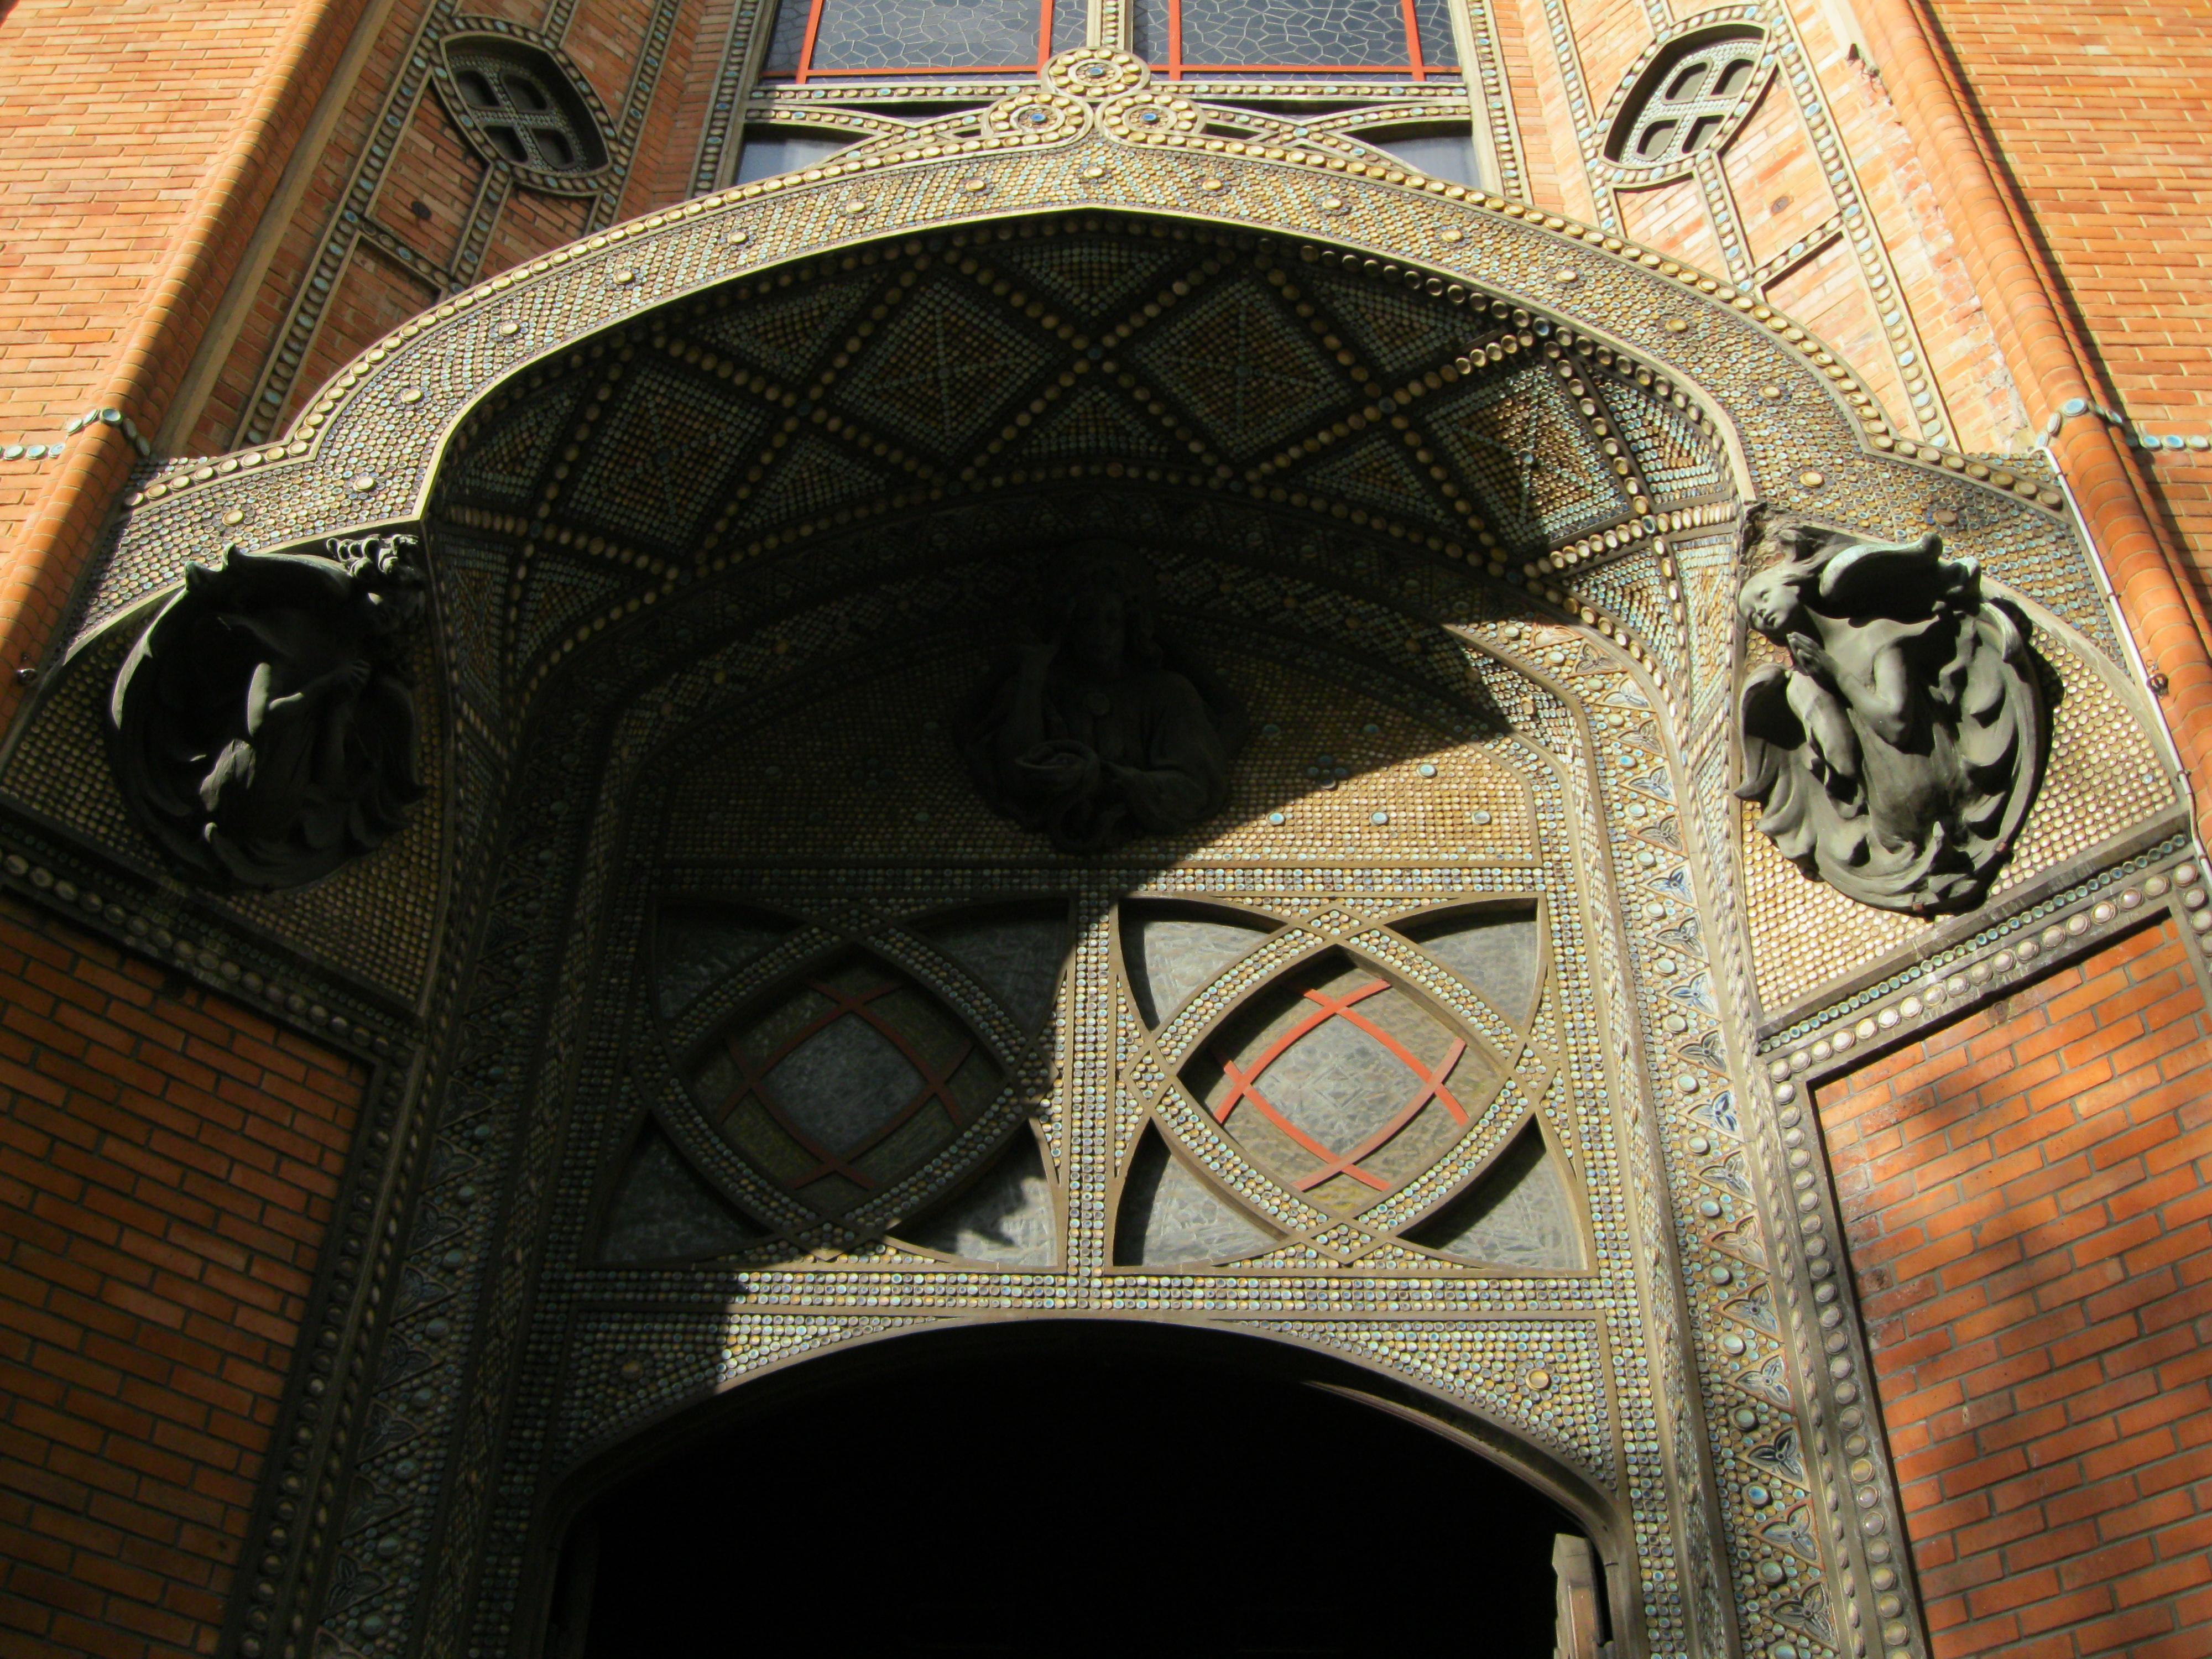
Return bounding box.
[0,897,364,1658]
[0,0,2205,1652]
[1816,920,2212,1659]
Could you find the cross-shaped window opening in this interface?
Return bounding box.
[1611,31,1762,166]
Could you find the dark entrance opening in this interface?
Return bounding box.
[554,1322,1596,1657]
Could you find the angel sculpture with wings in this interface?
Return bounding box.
[1733,510,2044,914]
[109,533,427,890]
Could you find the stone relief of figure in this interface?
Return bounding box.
[109,533,428,890]
[960,547,1246,854]
[1734,507,2046,914]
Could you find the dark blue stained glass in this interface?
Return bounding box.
[1412,0,1459,67]
[1048,0,1084,58]
[1136,0,1412,69]
[1130,0,1168,62]
[814,0,1043,72]
[764,0,812,72]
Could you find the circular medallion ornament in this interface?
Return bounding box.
[1045,46,1148,101]
[1100,90,1202,144]
[985,91,1089,145]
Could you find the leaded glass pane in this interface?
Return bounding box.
[695,956,1005,1217]
[655,908,787,1017]
[761,0,1052,77]
[767,1012,926,1150]
[1121,904,1273,1025]
[924,905,1067,1034]
[599,1127,765,1264]
[1113,1126,1274,1264]
[1368,132,1481,189]
[1183,953,1494,1213]
[1411,0,1458,67]
[897,1131,1057,1262]
[1135,0,1425,71]
[1401,904,1541,1024]
[733,131,853,184]
[763,0,812,74]
[1406,1125,1583,1270]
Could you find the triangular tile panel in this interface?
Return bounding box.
[452,380,581,502]
[1607,376,1723,500]
[731,431,895,533]
[1430,369,1629,547]
[1301,432,1442,523]
[514,554,630,665]
[1577,550,1682,677]
[993,237,1181,318]
[1006,383,1173,465]
[434,536,508,709]
[696,274,877,382]
[1308,269,1480,378]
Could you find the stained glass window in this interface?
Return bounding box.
[1133,0,1458,79]
[762,0,1077,81]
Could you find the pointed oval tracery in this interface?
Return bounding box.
[648,898,1069,1239]
[1183,950,1500,1214]
[697,955,1003,1211]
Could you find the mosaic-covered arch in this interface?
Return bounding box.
[0,50,2184,1659]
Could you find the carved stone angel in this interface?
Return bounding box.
[109,533,427,890]
[959,546,1245,854]
[1734,510,2044,914]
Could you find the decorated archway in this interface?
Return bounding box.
[0,51,2180,1659]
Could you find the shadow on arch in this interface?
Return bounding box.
[530,1318,1621,1658]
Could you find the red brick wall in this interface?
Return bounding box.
[1816,918,2212,1659]
[185,0,730,452]
[1926,0,2212,593]
[0,896,364,1659]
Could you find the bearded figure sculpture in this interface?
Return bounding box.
[109,532,428,890]
[1733,508,2046,914]
[961,547,1245,854]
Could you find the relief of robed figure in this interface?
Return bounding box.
[108,533,428,890]
[960,547,1246,854]
[1734,510,2046,915]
